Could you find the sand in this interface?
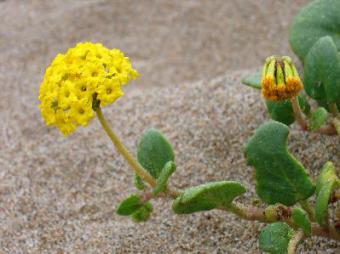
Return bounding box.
[0,0,339,253]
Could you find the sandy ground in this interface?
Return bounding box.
[1,0,339,253]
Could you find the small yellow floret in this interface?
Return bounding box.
[39,42,139,135]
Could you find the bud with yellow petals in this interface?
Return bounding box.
[261,56,303,101]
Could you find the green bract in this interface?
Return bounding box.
[245,121,315,206]
[172,181,246,214]
[137,128,175,179]
[315,162,339,226]
[289,0,340,62]
[259,222,294,254]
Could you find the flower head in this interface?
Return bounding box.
[261,56,303,101]
[39,42,139,135]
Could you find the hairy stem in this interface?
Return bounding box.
[290,96,308,131]
[288,230,304,254]
[96,107,180,198]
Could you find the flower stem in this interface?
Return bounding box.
[288,230,304,254]
[290,96,308,131]
[96,107,157,188]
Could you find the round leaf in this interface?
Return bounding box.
[137,128,175,179]
[290,0,340,62]
[245,121,315,206]
[304,36,340,104]
[259,222,294,254]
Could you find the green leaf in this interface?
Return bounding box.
[289,0,340,62]
[245,121,315,206]
[309,107,328,131]
[172,181,246,214]
[265,95,310,126]
[137,128,175,179]
[116,195,143,216]
[131,202,153,222]
[304,36,340,104]
[315,161,339,226]
[259,222,294,254]
[134,174,145,190]
[153,161,176,195]
[292,208,311,236]
[266,100,295,126]
[241,72,262,89]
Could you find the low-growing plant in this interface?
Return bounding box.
[39,0,339,253]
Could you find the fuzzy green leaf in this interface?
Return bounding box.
[153,161,176,195]
[137,128,175,179]
[241,72,262,89]
[292,208,311,236]
[315,161,339,226]
[117,195,143,216]
[265,95,310,126]
[304,36,340,104]
[245,121,315,206]
[289,0,340,62]
[132,202,153,222]
[172,181,246,214]
[309,107,328,131]
[259,222,294,254]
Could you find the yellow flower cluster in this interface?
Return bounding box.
[261,56,303,101]
[39,42,139,135]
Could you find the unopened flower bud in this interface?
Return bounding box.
[261,56,303,101]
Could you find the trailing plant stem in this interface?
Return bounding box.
[290,96,308,130]
[222,203,340,241]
